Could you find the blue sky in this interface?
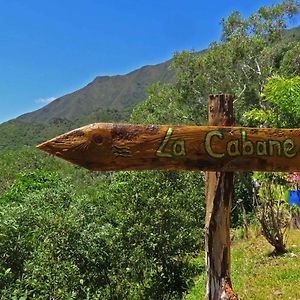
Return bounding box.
[0,0,299,124]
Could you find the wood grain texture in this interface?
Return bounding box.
[37,122,300,172]
[205,94,237,300]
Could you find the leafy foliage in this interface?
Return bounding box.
[244,76,300,127]
[132,3,300,126]
[98,171,205,299]
[0,150,205,299]
[243,74,300,253]
[231,172,254,229]
[221,0,299,43]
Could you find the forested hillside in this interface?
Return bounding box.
[1,1,300,299]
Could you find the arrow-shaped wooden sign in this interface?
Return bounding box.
[37,123,300,172]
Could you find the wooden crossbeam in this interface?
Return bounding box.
[37,123,300,172]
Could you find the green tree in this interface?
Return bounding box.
[244,76,300,127]
[0,159,205,299]
[132,1,299,126]
[106,170,205,299]
[221,0,299,43]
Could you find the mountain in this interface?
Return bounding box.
[15,25,300,126]
[18,61,174,124]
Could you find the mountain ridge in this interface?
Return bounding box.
[17,60,174,124]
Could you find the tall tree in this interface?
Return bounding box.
[132,0,300,126]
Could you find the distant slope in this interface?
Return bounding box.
[18,61,174,124]
[0,119,74,152]
[0,108,137,153]
[283,25,300,42]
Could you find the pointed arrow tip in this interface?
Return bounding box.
[36,142,45,150]
[36,140,53,155]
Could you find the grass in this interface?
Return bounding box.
[184,229,300,300]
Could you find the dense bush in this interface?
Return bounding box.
[0,156,205,299]
[105,171,205,299]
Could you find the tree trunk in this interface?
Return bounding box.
[290,211,300,229]
[205,94,238,300]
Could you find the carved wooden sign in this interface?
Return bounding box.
[37,123,300,172]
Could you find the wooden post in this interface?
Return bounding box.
[205,94,238,299]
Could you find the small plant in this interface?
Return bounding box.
[253,172,290,254]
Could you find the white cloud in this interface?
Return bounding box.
[36,97,56,104]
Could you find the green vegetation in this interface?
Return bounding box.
[132,26,300,129]
[184,229,300,300]
[0,149,205,299]
[244,76,300,127]
[252,173,290,254]
[1,0,300,298]
[0,107,133,153]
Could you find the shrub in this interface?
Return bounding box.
[253,172,290,254]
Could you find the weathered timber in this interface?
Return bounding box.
[37,122,300,172]
[205,94,238,299]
